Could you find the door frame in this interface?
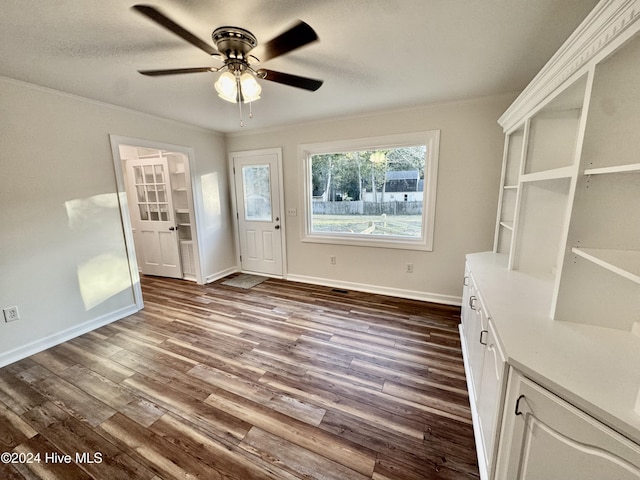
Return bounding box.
[110,135,204,309]
[228,147,287,278]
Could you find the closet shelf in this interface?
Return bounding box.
[584,163,640,175]
[572,247,640,284]
[503,185,518,190]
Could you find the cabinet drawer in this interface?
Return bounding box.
[496,371,640,480]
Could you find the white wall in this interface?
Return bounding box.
[226,93,516,304]
[0,77,235,366]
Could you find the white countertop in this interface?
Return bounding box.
[467,251,640,445]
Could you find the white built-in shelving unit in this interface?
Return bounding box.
[166,152,198,280]
[495,34,640,334]
[462,2,640,479]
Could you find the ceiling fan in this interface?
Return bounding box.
[133,4,323,124]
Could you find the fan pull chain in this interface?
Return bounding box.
[236,74,244,127]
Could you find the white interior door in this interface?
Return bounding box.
[126,157,182,278]
[232,151,283,276]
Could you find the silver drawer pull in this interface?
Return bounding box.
[479,329,488,345]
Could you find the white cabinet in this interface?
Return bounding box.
[460,270,507,480]
[496,370,640,480]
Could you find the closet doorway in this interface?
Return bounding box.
[110,136,202,307]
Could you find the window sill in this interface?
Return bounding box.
[302,232,433,251]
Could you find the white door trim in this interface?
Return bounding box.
[228,147,287,278]
[110,135,205,309]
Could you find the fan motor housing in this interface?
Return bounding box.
[212,27,257,59]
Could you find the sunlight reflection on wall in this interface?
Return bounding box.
[65,193,133,311]
[201,172,222,229]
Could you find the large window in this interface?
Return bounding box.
[301,131,439,250]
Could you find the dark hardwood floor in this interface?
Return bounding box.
[0,275,479,479]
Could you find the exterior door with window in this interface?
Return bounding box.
[232,150,283,276]
[126,157,182,278]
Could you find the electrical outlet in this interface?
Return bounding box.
[406,263,414,273]
[3,306,19,322]
[330,255,336,265]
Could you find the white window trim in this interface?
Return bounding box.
[300,130,439,251]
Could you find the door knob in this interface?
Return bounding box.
[169,226,176,231]
[275,225,280,230]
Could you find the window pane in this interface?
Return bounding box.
[242,165,272,221]
[310,145,426,238]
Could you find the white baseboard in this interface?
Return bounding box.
[285,273,462,306]
[204,266,239,284]
[0,303,140,368]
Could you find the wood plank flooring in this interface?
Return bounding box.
[0,275,479,479]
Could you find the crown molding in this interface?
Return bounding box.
[499,0,640,130]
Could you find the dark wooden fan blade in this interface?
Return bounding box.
[138,67,214,76]
[259,20,318,62]
[258,69,323,91]
[133,5,218,56]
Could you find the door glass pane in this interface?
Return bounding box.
[157,185,167,202]
[136,185,146,202]
[159,204,169,221]
[146,185,157,202]
[144,165,154,183]
[154,165,164,183]
[138,204,149,221]
[242,165,272,221]
[149,204,159,221]
[133,166,143,184]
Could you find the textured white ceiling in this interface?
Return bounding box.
[0,0,599,132]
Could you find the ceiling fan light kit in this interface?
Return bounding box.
[133,4,323,127]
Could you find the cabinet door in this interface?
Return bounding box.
[466,291,489,401]
[496,371,640,480]
[476,319,506,471]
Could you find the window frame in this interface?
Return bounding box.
[300,130,440,251]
